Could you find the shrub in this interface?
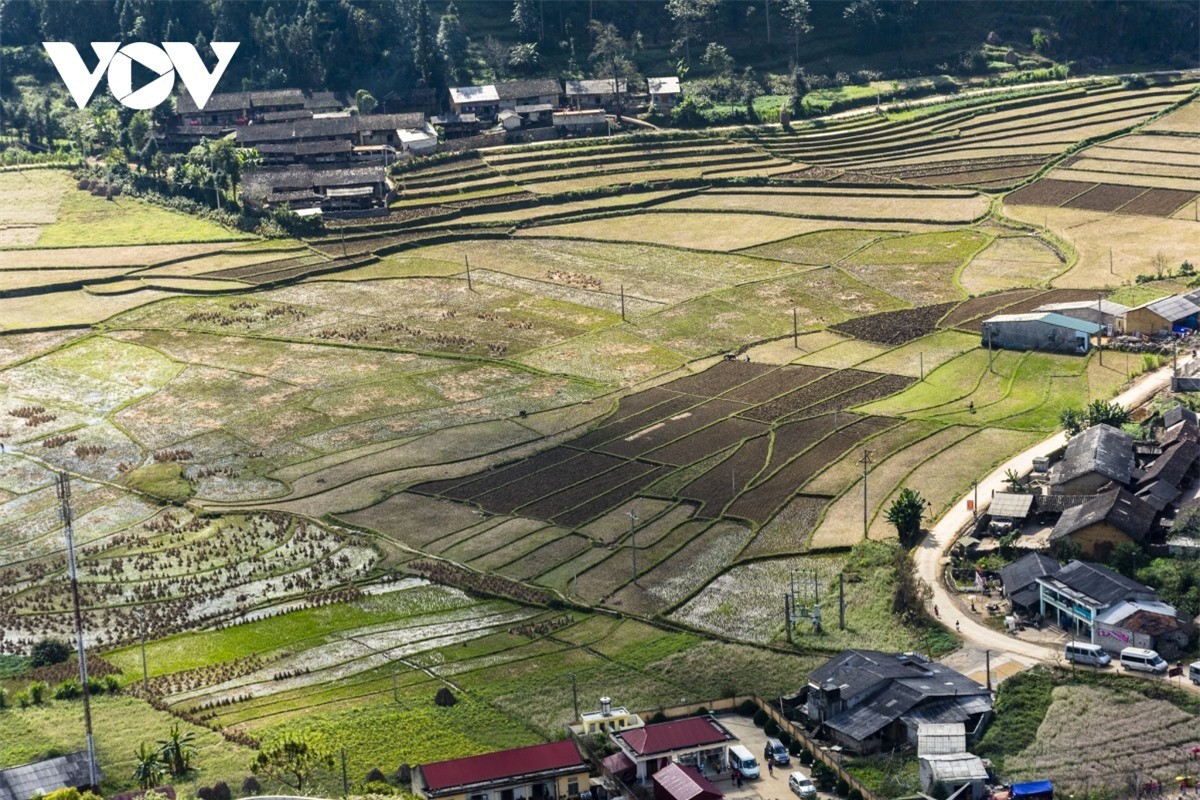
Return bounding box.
[53,679,82,700]
[836,778,850,796]
[212,782,231,800]
[366,769,387,783]
[738,699,757,716]
[0,687,7,709]
[798,748,814,766]
[778,731,792,747]
[434,687,457,707]
[197,787,217,800]
[104,675,121,693]
[241,776,261,795]
[650,711,668,723]
[849,789,863,800]
[362,781,395,795]
[30,639,71,667]
[28,681,47,705]
[394,765,411,785]
[764,720,780,737]
[752,709,768,727]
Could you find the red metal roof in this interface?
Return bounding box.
[617,717,733,757]
[421,740,584,792]
[653,763,723,800]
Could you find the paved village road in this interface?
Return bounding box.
[915,358,1193,665]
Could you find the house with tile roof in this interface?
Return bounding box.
[414,740,589,800]
[610,716,739,783]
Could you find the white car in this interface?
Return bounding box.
[789,772,817,799]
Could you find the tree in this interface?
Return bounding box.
[511,0,539,40]
[132,743,165,790]
[1086,399,1130,428]
[29,638,70,667]
[437,2,471,84]
[414,0,438,89]
[157,722,198,777]
[666,0,718,64]
[588,21,642,120]
[508,43,540,75]
[781,0,812,61]
[1108,541,1148,578]
[252,736,334,794]
[1004,468,1027,493]
[355,90,377,116]
[885,486,928,547]
[481,36,510,79]
[702,42,734,76]
[1151,251,1170,279]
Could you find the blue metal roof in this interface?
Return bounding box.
[1012,781,1054,797]
[1037,312,1103,334]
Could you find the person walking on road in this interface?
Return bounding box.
[768,760,774,777]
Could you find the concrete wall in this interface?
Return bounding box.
[1123,308,1171,336]
[1068,522,1134,560]
[984,320,1089,354]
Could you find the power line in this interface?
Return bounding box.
[57,472,98,791]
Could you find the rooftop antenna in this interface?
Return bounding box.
[57,472,98,790]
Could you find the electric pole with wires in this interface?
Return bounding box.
[58,472,98,790]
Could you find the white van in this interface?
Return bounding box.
[1064,642,1111,667]
[1189,661,1200,686]
[728,745,761,779]
[1119,646,1168,674]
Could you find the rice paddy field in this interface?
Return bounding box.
[1,71,1196,794]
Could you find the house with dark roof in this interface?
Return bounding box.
[174,88,344,126]
[610,716,739,782]
[1049,424,1134,495]
[804,651,992,755]
[241,164,391,213]
[999,553,1061,615]
[495,79,562,111]
[916,723,988,800]
[1134,438,1198,511]
[653,763,722,800]
[0,752,102,800]
[1162,404,1200,442]
[1035,559,1164,642]
[414,740,589,800]
[1049,488,1157,559]
[982,312,1102,354]
[565,79,628,109]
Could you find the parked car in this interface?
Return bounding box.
[728,745,761,779]
[765,738,790,766]
[1188,660,1200,685]
[1120,646,1168,674]
[789,772,817,799]
[1064,642,1110,667]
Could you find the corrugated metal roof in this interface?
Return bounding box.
[1039,560,1157,607]
[0,752,100,800]
[1051,423,1134,487]
[1145,295,1200,321]
[420,741,584,793]
[652,763,722,800]
[617,717,735,757]
[984,312,1102,334]
[921,755,989,782]
[989,492,1035,519]
[1035,300,1130,316]
[449,85,501,104]
[649,77,681,94]
[917,723,966,756]
[999,553,1061,596]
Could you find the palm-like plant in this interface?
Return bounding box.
[132,742,164,789]
[158,722,198,776]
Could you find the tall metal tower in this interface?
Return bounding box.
[57,472,98,789]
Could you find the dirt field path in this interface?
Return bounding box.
[917,356,1197,665]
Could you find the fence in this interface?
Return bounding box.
[574,695,877,800]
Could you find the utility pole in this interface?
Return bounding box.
[341,749,349,798]
[784,593,792,643]
[465,254,473,291]
[1097,291,1104,366]
[393,667,399,703]
[972,480,978,522]
[859,450,872,539]
[985,649,992,692]
[58,473,97,791]
[571,673,579,721]
[793,306,799,348]
[620,284,626,321]
[627,509,638,582]
[137,608,149,693]
[919,351,924,382]
[1109,247,1115,275]
[986,323,994,373]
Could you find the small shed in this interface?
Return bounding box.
[652,763,722,800]
[498,109,522,131]
[552,109,607,134]
[919,755,989,800]
[983,313,1102,354]
[989,492,1035,528]
[648,77,682,109]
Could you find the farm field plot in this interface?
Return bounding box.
[838,230,990,304]
[830,302,959,345]
[855,330,979,377]
[1143,96,1200,132]
[738,229,898,265]
[958,236,1064,293]
[518,212,950,251]
[1004,203,1200,286]
[1002,682,1200,793]
[659,188,990,224]
[715,266,907,329]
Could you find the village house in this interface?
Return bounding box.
[565,78,628,109]
[1119,294,1200,337]
[1048,487,1157,559]
[449,84,501,118]
[240,164,391,214]
[648,77,682,110]
[804,650,992,755]
[982,312,1102,354]
[1033,299,1130,333]
[1048,423,1134,495]
[173,88,344,126]
[999,552,1061,616]
[495,79,562,111]
[414,740,590,800]
[610,716,739,783]
[916,723,988,800]
[1035,559,1191,656]
[0,752,102,800]
[552,110,608,135]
